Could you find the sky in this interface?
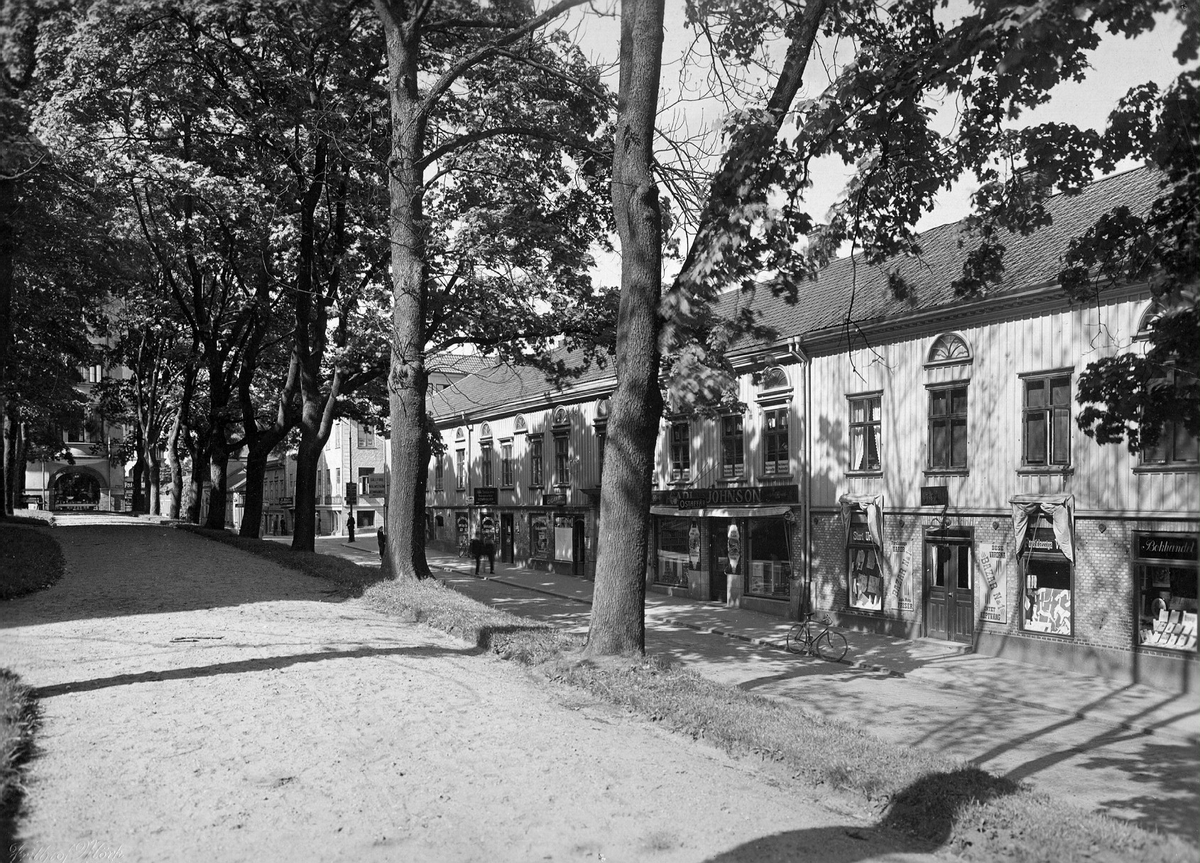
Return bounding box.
[564,2,1191,287]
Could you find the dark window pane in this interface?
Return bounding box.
[1051,377,1071,406]
[931,391,947,416]
[1026,413,1047,464]
[931,423,948,467]
[1051,409,1070,464]
[951,387,968,415]
[950,418,968,467]
[1026,379,1046,408]
[1175,423,1199,462]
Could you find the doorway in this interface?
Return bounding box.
[708,518,742,603]
[924,532,974,644]
[501,514,514,563]
[572,519,586,576]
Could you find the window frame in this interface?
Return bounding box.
[455,448,467,490]
[529,434,544,487]
[1021,371,1072,469]
[926,383,969,472]
[1138,369,1199,468]
[479,441,494,487]
[720,414,745,480]
[434,455,444,491]
[553,433,571,487]
[500,440,514,487]
[848,392,882,474]
[762,407,790,476]
[669,420,691,482]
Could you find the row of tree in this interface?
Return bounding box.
[2,0,1195,655]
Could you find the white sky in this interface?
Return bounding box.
[565,2,1191,288]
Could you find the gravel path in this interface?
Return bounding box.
[2,526,943,863]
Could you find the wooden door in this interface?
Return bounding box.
[501,514,514,563]
[925,538,974,644]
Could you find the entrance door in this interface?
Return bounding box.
[501,514,514,563]
[925,537,974,643]
[572,519,586,576]
[709,518,740,603]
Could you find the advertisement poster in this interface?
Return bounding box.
[980,542,1007,624]
[531,515,550,559]
[892,543,914,612]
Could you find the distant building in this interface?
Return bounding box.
[425,168,1198,692]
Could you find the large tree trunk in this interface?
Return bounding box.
[205,440,229,530]
[0,175,12,521]
[291,428,323,550]
[377,2,432,582]
[166,407,185,519]
[585,0,666,657]
[2,407,15,515]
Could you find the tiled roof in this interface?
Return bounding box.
[427,352,495,378]
[749,166,1161,342]
[430,167,1161,421]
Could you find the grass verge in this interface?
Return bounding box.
[0,522,65,600]
[0,671,37,855]
[198,532,1196,863]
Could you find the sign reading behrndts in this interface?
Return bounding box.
[653,485,799,509]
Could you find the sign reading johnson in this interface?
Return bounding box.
[1136,533,1199,563]
[653,485,799,509]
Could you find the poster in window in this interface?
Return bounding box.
[531,514,550,559]
[979,543,1007,624]
[850,546,882,611]
[1023,558,1072,635]
[688,520,701,570]
[892,543,914,612]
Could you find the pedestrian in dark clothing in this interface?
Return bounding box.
[376,526,386,560]
[346,515,355,543]
[483,533,496,574]
[469,531,484,575]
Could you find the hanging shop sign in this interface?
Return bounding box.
[366,475,387,497]
[920,485,949,507]
[278,496,294,507]
[473,487,498,506]
[542,492,568,506]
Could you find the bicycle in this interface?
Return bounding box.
[785,612,848,662]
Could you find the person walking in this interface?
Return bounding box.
[469,531,484,575]
[346,515,356,543]
[376,526,386,561]
[483,531,496,575]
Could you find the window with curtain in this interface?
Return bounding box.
[849,394,881,472]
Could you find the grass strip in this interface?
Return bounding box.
[0,671,37,848]
[198,532,1196,863]
[0,523,65,600]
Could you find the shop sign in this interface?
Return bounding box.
[542,492,567,506]
[920,485,948,507]
[278,496,294,507]
[474,487,498,506]
[344,482,357,505]
[658,484,798,508]
[849,528,871,544]
[365,474,387,496]
[1136,533,1198,562]
[1027,525,1060,554]
[979,543,1007,624]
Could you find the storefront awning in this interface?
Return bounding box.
[649,504,792,518]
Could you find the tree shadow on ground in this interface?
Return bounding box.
[1,527,393,628]
[702,768,1020,863]
[28,644,472,700]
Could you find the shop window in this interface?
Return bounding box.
[500,441,514,487]
[529,435,544,486]
[669,420,691,482]
[762,408,789,475]
[554,434,571,486]
[721,415,744,479]
[747,518,790,599]
[847,512,883,611]
[1022,373,1071,467]
[1020,518,1073,636]
[928,384,968,471]
[455,448,466,490]
[480,441,494,487]
[849,394,881,472]
[1135,532,1198,652]
[1139,371,1199,467]
[356,510,375,529]
[655,517,691,587]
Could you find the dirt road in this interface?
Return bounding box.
[2,526,942,863]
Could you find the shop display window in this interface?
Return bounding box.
[1138,565,1198,652]
[847,512,882,611]
[747,518,790,599]
[656,517,691,587]
[1022,556,1073,635]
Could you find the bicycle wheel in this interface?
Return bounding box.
[784,624,806,653]
[815,629,848,662]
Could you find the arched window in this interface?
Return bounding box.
[926,333,972,366]
[760,366,789,390]
[514,414,527,433]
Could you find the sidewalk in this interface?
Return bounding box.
[422,548,1199,841]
